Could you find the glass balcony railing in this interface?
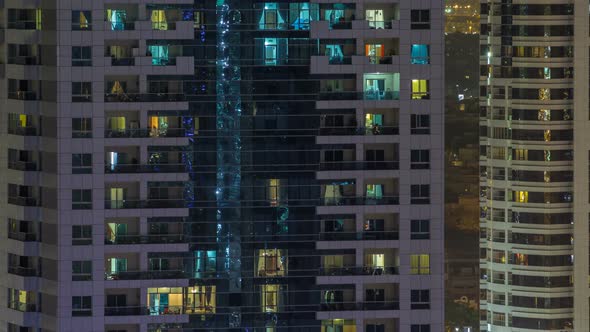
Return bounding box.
[105,234,185,245]
[318,266,399,276]
[318,161,399,171]
[320,301,399,311]
[319,231,399,241]
[319,196,399,206]
[8,266,38,277]
[104,128,186,138]
[318,126,398,135]
[8,196,38,206]
[8,161,38,171]
[105,164,187,174]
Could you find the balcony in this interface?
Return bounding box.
[8,196,38,207]
[319,266,399,276]
[8,127,37,136]
[319,231,399,241]
[104,128,186,138]
[319,196,399,206]
[105,234,185,245]
[318,91,400,101]
[8,231,37,242]
[7,56,41,66]
[105,164,186,174]
[104,199,186,209]
[8,302,36,312]
[7,91,38,101]
[320,301,399,311]
[105,270,189,280]
[319,161,399,171]
[8,266,38,277]
[318,126,398,136]
[8,161,38,171]
[104,93,185,103]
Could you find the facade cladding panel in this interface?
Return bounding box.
[0,0,443,331]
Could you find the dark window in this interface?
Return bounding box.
[411,289,430,309]
[366,324,385,332]
[411,10,430,29]
[411,114,430,134]
[72,296,92,316]
[72,225,92,245]
[72,261,92,281]
[72,10,92,30]
[411,325,431,332]
[411,219,430,239]
[72,82,92,102]
[72,154,92,174]
[411,150,430,169]
[72,118,92,138]
[411,184,430,204]
[72,189,92,209]
[72,46,92,66]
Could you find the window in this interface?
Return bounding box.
[261,284,282,312]
[411,184,430,204]
[411,324,430,332]
[184,286,216,314]
[72,154,92,174]
[411,150,430,169]
[514,190,528,203]
[72,225,92,245]
[72,10,92,30]
[411,80,429,99]
[411,114,430,134]
[72,296,92,316]
[411,10,430,29]
[411,44,430,64]
[411,220,430,239]
[72,46,92,66]
[257,249,286,277]
[366,324,386,332]
[72,261,92,281]
[72,82,92,102]
[410,254,430,274]
[411,289,430,309]
[72,189,92,210]
[72,118,92,138]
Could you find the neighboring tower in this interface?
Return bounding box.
[0,1,444,331]
[480,0,575,330]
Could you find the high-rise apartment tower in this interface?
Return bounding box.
[478,0,590,330]
[0,1,443,331]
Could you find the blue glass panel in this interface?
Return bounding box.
[411,44,429,64]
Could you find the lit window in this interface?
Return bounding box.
[366,9,385,29]
[151,10,168,30]
[365,253,385,269]
[185,286,216,314]
[259,3,285,30]
[261,284,281,312]
[147,287,184,315]
[257,249,286,276]
[514,191,528,203]
[410,254,430,274]
[148,45,170,65]
[411,44,429,64]
[72,10,92,30]
[264,38,277,65]
[322,320,357,332]
[366,184,383,199]
[268,179,281,206]
[106,9,128,31]
[35,9,42,30]
[105,257,127,279]
[411,80,429,99]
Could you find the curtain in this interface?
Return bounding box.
[151,10,168,30]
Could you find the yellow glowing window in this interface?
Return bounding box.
[538,88,549,101]
[151,10,168,30]
[109,117,126,130]
[410,254,430,274]
[365,253,385,268]
[321,320,357,332]
[261,284,280,312]
[35,9,42,30]
[323,255,343,269]
[544,130,551,142]
[185,286,216,314]
[515,191,528,203]
[268,178,280,206]
[19,114,28,128]
[257,249,286,276]
[411,79,429,99]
